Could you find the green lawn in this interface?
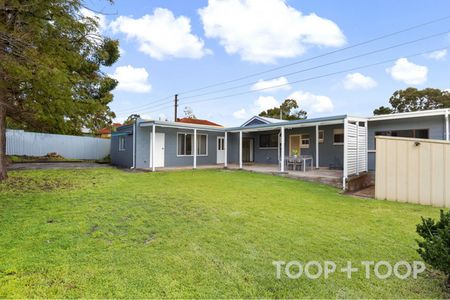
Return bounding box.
[0,168,447,298]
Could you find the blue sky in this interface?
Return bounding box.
[85,0,450,126]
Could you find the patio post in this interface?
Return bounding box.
[193,128,197,169]
[342,118,348,190]
[356,121,359,175]
[446,110,449,141]
[239,131,243,169]
[224,131,228,168]
[152,124,156,172]
[280,126,285,172]
[315,124,319,169]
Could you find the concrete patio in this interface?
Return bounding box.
[227,163,343,188]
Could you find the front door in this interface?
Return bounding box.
[217,136,225,164]
[242,138,254,162]
[150,132,165,168]
[289,135,302,157]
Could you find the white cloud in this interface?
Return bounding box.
[342,73,377,90]
[110,65,152,93]
[424,49,447,60]
[233,108,248,119]
[199,0,346,64]
[254,96,280,112]
[386,58,428,85]
[288,91,333,113]
[110,8,210,60]
[251,77,291,92]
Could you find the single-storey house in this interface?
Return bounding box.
[111,109,450,189]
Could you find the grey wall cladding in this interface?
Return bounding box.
[110,124,134,168]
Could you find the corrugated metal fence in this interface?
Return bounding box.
[6,129,110,160]
[375,136,450,208]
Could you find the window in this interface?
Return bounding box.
[259,133,278,148]
[301,134,310,148]
[197,134,207,155]
[333,128,344,145]
[217,138,225,150]
[177,133,208,156]
[119,136,126,151]
[375,129,429,139]
[374,129,429,148]
[178,133,192,156]
[319,130,324,143]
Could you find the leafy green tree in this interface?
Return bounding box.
[416,210,450,287]
[374,88,450,115]
[259,99,307,120]
[124,114,141,125]
[0,0,119,179]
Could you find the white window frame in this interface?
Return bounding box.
[119,136,126,151]
[177,132,208,157]
[301,134,310,149]
[319,130,324,143]
[333,128,344,145]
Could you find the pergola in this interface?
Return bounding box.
[225,115,369,190]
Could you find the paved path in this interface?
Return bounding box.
[8,162,111,170]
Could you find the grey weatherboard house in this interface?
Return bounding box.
[111,109,450,189]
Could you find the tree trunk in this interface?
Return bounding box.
[0,99,7,181]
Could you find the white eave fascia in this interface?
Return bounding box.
[139,120,225,132]
[227,119,345,133]
[368,109,449,121]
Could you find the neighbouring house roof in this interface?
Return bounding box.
[176,118,223,127]
[98,123,122,135]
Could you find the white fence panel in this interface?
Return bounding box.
[6,129,110,160]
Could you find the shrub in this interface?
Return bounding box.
[416,210,450,286]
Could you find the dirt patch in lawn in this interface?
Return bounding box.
[0,174,77,193]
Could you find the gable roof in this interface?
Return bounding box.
[241,116,284,127]
[176,118,223,127]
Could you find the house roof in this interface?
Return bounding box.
[177,118,222,127]
[240,116,284,127]
[228,115,349,132]
[368,108,450,121]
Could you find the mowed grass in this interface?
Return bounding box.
[0,168,447,298]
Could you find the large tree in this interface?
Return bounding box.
[374,88,450,115]
[0,0,120,179]
[259,99,307,120]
